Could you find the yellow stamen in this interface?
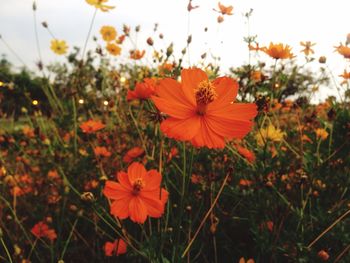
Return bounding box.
[194,80,217,115]
[132,178,144,195]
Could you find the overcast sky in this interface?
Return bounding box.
[0,0,349,100]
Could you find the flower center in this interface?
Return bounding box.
[132,178,144,195]
[194,80,218,115]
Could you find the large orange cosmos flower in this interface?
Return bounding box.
[103,162,168,223]
[262,43,294,59]
[151,68,257,149]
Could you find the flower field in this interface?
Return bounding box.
[0,1,350,262]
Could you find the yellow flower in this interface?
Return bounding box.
[315,128,328,141]
[261,42,294,60]
[300,41,316,56]
[256,124,285,146]
[106,43,121,56]
[100,26,117,42]
[50,39,68,55]
[85,0,115,12]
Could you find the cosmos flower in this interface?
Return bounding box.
[103,162,168,223]
[80,119,106,134]
[256,124,285,146]
[300,41,316,56]
[261,43,294,59]
[334,43,350,59]
[31,222,57,241]
[50,39,68,55]
[151,68,257,149]
[104,239,127,256]
[106,43,121,56]
[217,2,233,15]
[127,79,156,101]
[100,26,117,42]
[85,0,115,12]
[130,49,145,60]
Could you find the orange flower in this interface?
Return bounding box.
[236,146,255,163]
[261,42,294,59]
[239,179,253,187]
[127,78,156,101]
[100,26,117,42]
[217,2,233,15]
[130,49,145,60]
[80,119,105,134]
[158,63,174,76]
[103,162,169,223]
[94,146,111,157]
[104,239,127,256]
[317,250,330,261]
[31,221,57,241]
[315,128,328,140]
[239,258,255,263]
[106,43,121,56]
[339,69,350,83]
[151,68,257,149]
[334,43,350,59]
[248,43,262,52]
[123,147,145,163]
[300,41,315,56]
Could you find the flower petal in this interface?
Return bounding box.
[155,78,194,107]
[103,181,132,200]
[181,68,207,105]
[209,77,238,109]
[191,118,226,149]
[117,171,132,188]
[160,116,201,141]
[152,96,194,119]
[127,162,147,183]
[209,103,257,120]
[110,197,132,219]
[143,169,161,191]
[128,197,148,223]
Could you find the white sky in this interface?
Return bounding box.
[0,0,349,101]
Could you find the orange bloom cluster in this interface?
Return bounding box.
[130,49,145,60]
[104,239,127,256]
[94,146,111,157]
[261,43,294,59]
[127,78,156,101]
[103,162,168,223]
[123,147,144,163]
[80,119,106,134]
[31,221,57,241]
[334,44,350,59]
[152,68,257,149]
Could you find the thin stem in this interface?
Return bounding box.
[0,235,13,263]
[81,8,98,60]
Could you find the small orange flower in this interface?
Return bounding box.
[158,63,174,76]
[317,250,330,261]
[31,221,57,241]
[106,43,121,56]
[100,26,117,42]
[151,68,257,149]
[217,2,233,15]
[236,146,255,163]
[104,239,127,256]
[315,128,328,141]
[239,257,255,263]
[339,69,350,83]
[94,146,111,157]
[334,43,350,59]
[248,43,262,52]
[103,162,169,223]
[130,49,145,60]
[261,42,294,59]
[239,179,253,187]
[127,78,156,101]
[300,41,316,56]
[80,119,106,134]
[123,147,145,163]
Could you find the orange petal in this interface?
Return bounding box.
[181,68,207,105]
[160,116,201,141]
[103,181,132,200]
[117,171,132,188]
[191,118,225,149]
[110,197,132,219]
[128,197,148,223]
[152,96,194,119]
[155,78,194,107]
[140,195,164,218]
[143,169,161,191]
[209,103,257,120]
[127,162,147,183]
[209,77,238,109]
